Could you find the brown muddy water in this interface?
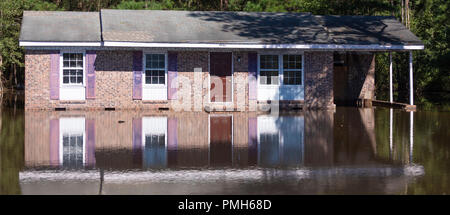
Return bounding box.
[0,105,449,194]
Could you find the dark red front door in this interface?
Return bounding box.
[210,52,232,102]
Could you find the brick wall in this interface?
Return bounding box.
[304,51,335,109]
[25,49,341,110]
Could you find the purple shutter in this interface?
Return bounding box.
[86,51,96,99]
[133,51,143,100]
[132,118,142,166]
[50,51,60,100]
[248,117,257,165]
[85,119,96,166]
[167,118,178,150]
[248,52,257,100]
[167,52,178,100]
[167,118,178,166]
[49,119,60,166]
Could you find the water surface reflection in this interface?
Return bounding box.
[11,108,433,194]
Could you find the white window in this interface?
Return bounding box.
[144,54,166,85]
[259,55,280,85]
[60,51,86,100]
[282,55,303,85]
[62,53,84,85]
[143,53,167,100]
[257,54,304,100]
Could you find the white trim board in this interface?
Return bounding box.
[20,41,424,50]
[19,41,102,47]
[103,42,424,50]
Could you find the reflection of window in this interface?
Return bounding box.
[62,53,84,84]
[145,134,165,145]
[59,118,85,168]
[257,116,304,167]
[260,133,280,144]
[282,55,302,85]
[62,133,84,168]
[144,54,166,85]
[259,133,280,166]
[259,55,279,85]
[142,117,167,168]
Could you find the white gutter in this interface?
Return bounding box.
[103,42,424,50]
[19,41,424,50]
[19,41,103,47]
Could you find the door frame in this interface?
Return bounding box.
[208,51,234,104]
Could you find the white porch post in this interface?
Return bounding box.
[389,52,393,103]
[409,51,414,105]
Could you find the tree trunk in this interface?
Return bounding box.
[0,55,3,94]
[401,0,404,25]
[390,0,394,16]
[13,64,17,88]
[406,0,410,29]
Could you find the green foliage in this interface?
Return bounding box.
[0,0,58,73]
[114,0,176,10]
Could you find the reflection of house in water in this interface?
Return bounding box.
[256,116,304,167]
[21,109,423,194]
[24,109,410,169]
[25,111,304,169]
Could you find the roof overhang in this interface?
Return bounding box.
[19,41,424,50]
[19,41,103,47]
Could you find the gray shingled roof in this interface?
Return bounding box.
[19,9,423,46]
[316,15,423,45]
[100,9,331,44]
[19,11,101,42]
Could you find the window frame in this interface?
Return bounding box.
[258,54,281,86]
[257,53,304,87]
[59,50,86,87]
[143,52,168,87]
[282,54,304,86]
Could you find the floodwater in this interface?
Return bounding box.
[0,105,449,194]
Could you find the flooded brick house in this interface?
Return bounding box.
[19,10,423,111]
